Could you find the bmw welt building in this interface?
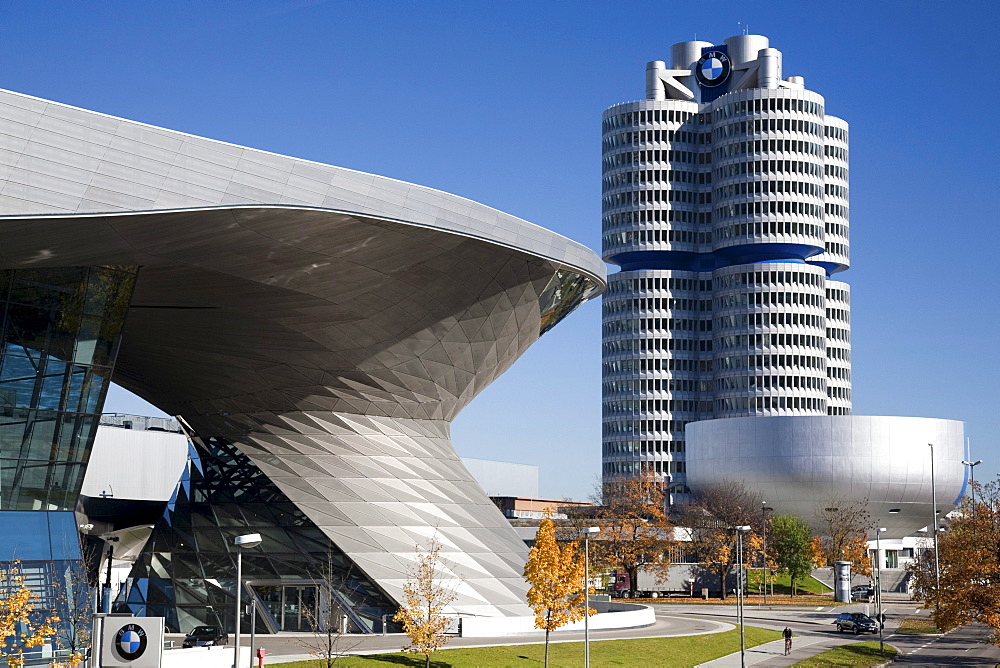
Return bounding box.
[0,88,604,633]
[600,34,964,535]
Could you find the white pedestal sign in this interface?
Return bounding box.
[96,615,164,667]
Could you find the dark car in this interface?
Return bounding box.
[835,612,879,634]
[850,585,874,601]
[182,625,228,648]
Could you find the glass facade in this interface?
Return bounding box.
[120,434,400,634]
[0,266,136,513]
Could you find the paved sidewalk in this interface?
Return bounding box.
[696,636,825,666]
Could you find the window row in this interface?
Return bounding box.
[715,269,824,289]
[602,169,709,187]
[603,460,688,475]
[714,97,824,121]
[602,357,713,373]
[603,149,710,168]
[602,128,710,149]
[719,395,825,412]
[603,228,711,247]
[825,145,848,160]
[604,297,713,313]
[604,208,712,226]
[716,158,824,179]
[716,332,825,350]
[715,138,824,160]
[716,353,826,370]
[604,378,712,393]
[824,241,849,257]
[824,125,848,141]
[608,276,712,293]
[606,397,712,415]
[825,184,849,198]
[827,346,851,361]
[603,317,712,335]
[603,338,713,354]
[828,406,851,415]
[826,288,850,303]
[825,203,849,218]
[603,440,686,455]
[827,366,851,380]
[827,327,850,342]
[602,188,711,207]
[716,311,824,329]
[825,164,849,179]
[826,222,849,237]
[715,291,823,309]
[716,179,823,199]
[714,118,824,140]
[716,199,824,220]
[828,386,851,399]
[715,219,823,240]
[603,108,701,131]
[826,307,850,322]
[715,374,825,391]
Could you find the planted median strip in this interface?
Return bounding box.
[273,626,782,667]
[792,641,898,667]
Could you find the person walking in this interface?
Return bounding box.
[783,626,793,655]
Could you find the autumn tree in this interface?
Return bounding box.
[590,472,675,596]
[0,561,59,668]
[814,496,872,576]
[523,510,592,668]
[680,480,763,600]
[393,537,457,668]
[768,515,814,596]
[907,478,1000,645]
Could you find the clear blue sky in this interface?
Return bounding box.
[4,1,996,501]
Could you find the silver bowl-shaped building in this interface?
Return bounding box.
[0,89,605,632]
[686,416,966,538]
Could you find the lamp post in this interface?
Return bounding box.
[928,443,941,612]
[761,504,773,605]
[731,525,751,668]
[874,526,886,656]
[962,459,982,514]
[233,533,262,668]
[582,527,600,668]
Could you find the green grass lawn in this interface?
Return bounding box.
[746,569,832,596]
[895,616,944,635]
[273,626,782,667]
[792,641,898,666]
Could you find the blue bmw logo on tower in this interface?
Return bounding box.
[695,50,731,87]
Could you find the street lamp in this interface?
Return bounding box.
[962,459,983,513]
[730,525,751,668]
[761,504,773,605]
[233,533,262,668]
[928,443,941,612]
[874,527,886,656]
[582,527,600,668]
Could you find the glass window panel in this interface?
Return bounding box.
[0,510,53,560]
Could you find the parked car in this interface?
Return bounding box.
[835,612,879,634]
[182,625,228,648]
[850,585,874,601]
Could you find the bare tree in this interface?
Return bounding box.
[298,550,363,667]
[680,481,763,600]
[814,495,872,575]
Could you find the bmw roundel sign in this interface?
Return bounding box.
[114,623,148,661]
[696,50,731,87]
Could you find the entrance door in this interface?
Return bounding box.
[253,585,318,631]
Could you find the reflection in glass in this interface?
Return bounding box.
[0,266,136,511]
[538,269,602,335]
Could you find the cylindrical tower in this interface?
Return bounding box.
[601,35,852,500]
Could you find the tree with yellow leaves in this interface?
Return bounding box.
[908,477,1000,645]
[523,510,592,668]
[0,561,59,668]
[393,537,457,668]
